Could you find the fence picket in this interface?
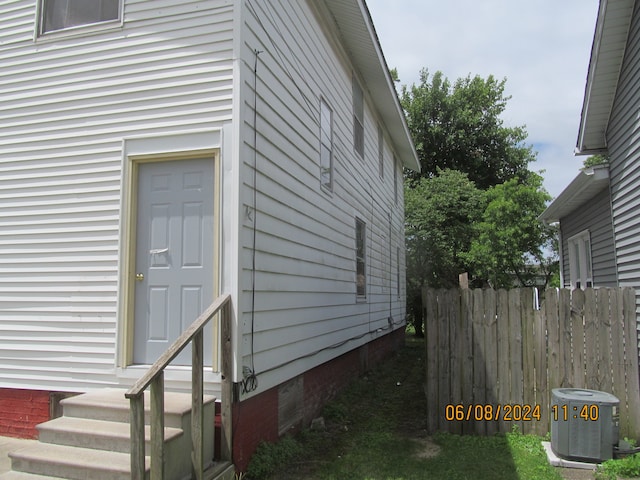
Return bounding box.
[571,289,586,389]
[437,289,451,432]
[584,289,598,390]
[623,288,640,440]
[521,289,535,435]
[558,289,572,388]
[461,289,475,434]
[509,289,524,433]
[424,288,439,434]
[423,287,640,440]
[472,288,486,435]
[448,289,462,435]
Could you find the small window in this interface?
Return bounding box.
[396,246,401,298]
[393,155,398,204]
[353,76,364,158]
[378,125,384,178]
[568,230,593,289]
[40,0,120,34]
[356,218,367,298]
[320,99,333,191]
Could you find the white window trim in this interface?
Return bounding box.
[36,0,123,39]
[568,230,593,290]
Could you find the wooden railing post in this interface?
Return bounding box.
[150,373,165,479]
[130,394,146,480]
[220,300,233,461]
[192,329,204,480]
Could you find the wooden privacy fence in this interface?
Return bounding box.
[423,287,640,439]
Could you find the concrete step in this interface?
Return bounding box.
[37,416,183,453]
[61,388,216,429]
[9,443,149,480]
[0,472,65,480]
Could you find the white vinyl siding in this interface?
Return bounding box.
[0,0,234,392]
[238,0,406,396]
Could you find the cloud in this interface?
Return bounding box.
[367,0,600,198]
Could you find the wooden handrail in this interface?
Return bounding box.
[125,293,232,480]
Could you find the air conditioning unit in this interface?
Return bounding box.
[551,388,619,462]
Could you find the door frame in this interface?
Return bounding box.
[119,148,221,369]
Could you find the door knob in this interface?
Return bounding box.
[135,273,144,282]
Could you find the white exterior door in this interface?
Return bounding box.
[133,158,215,365]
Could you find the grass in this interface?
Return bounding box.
[596,453,640,479]
[246,332,563,480]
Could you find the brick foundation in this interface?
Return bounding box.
[0,388,51,439]
[231,328,405,472]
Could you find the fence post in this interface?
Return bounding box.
[533,290,549,436]
[472,288,486,435]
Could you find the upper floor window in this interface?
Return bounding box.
[355,218,367,298]
[393,155,398,204]
[40,0,120,35]
[378,124,384,178]
[320,99,333,191]
[568,230,593,289]
[353,75,364,158]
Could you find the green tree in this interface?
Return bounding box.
[464,173,557,288]
[401,69,535,189]
[405,169,485,335]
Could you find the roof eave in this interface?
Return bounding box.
[539,165,610,224]
[576,0,635,154]
[323,0,420,172]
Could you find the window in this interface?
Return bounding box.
[356,218,366,298]
[353,76,364,158]
[568,230,593,289]
[320,99,333,191]
[378,125,384,178]
[393,155,398,204]
[396,246,401,298]
[40,0,120,34]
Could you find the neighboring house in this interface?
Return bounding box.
[539,164,616,290]
[0,0,419,472]
[539,0,639,363]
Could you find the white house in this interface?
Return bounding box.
[0,0,419,473]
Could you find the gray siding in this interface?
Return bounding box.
[605,0,640,362]
[559,188,617,288]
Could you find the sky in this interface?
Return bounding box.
[366,0,601,200]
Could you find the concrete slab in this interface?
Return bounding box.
[542,441,598,470]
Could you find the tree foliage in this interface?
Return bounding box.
[405,169,485,290]
[464,174,557,288]
[401,70,559,334]
[401,69,536,189]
